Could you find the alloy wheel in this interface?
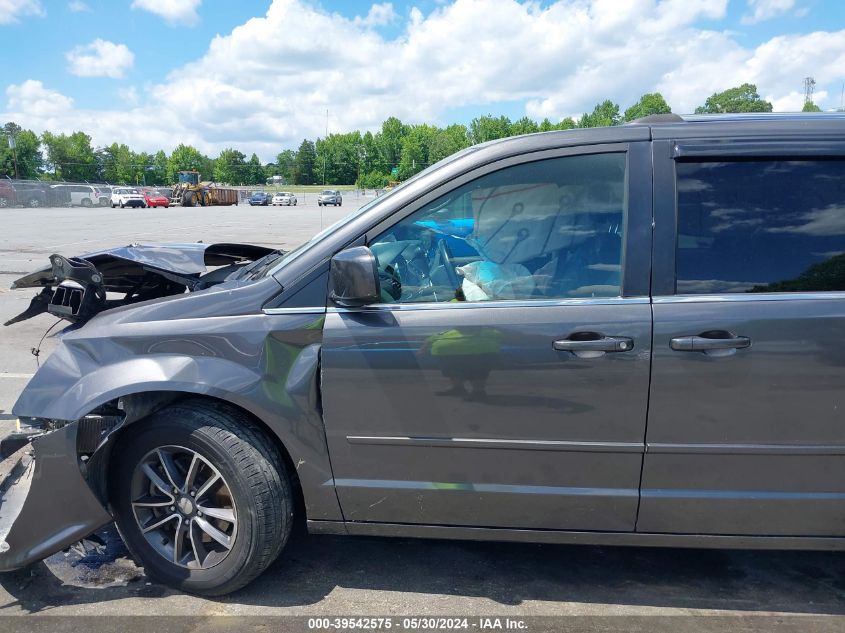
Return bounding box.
[130,445,238,569]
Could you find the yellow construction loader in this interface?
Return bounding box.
[170,171,239,207]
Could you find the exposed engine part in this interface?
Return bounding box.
[4,242,277,327]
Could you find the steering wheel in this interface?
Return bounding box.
[437,239,461,292]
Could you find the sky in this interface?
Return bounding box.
[1,0,844,161]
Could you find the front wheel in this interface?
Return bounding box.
[111,400,293,595]
[82,198,93,208]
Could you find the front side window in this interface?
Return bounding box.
[369,153,627,303]
[676,159,845,294]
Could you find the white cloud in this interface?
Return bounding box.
[65,39,135,78]
[741,0,795,25]
[6,80,74,116]
[768,89,828,112]
[131,0,201,26]
[3,0,845,160]
[119,86,140,106]
[67,0,90,12]
[0,0,44,24]
[354,2,398,28]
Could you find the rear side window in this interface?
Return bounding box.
[676,159,845,294]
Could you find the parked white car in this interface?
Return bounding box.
[111,187,146,208]
[272,192,297,206]
[50,184,110,207]
[317,189,342,206]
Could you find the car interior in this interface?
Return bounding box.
[369,153,627,303]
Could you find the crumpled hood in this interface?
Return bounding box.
[5,242,278,326]
[11,242,276,289]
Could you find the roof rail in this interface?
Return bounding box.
[628,113,685,125]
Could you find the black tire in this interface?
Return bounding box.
[82,198,93,208]
[110,400,293,595]
[183,191,195,207]
[99,197,110,207]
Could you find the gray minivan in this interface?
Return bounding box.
[2,113,844,595]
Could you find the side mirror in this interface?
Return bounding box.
[329,246,380,308]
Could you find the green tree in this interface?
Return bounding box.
[294,139,316,185]
[214,148,247,184]
[538,117,576,132]
[274,149,297,183]
[802,101,822,112]
[98,142,136,184]
[695,83,773,114]
[429,124,470,163]
[357,170,390,189]
[579,100,621,128]
[166,144,206,182]
[316,132,363,184]
[469,115,512,143]
[398,124,437,179]
[1,123,42,179]
[134,152,153,185]
[509,116,539,136]
[359,131,381,174]
[149,150,168,185]
[623,92,672,122]
[377,117,408,173]
[246,153,264,185]
[41,130,99,181]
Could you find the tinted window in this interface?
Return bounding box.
[369,153,627,303]
[676,160,845,294]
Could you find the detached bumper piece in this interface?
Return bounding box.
[0,422,112,571]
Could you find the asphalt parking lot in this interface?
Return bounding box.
[0,197,844,628]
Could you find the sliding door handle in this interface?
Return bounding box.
[671,332,751,352]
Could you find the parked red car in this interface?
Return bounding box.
[143,190,170,208]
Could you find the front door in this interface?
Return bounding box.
[640,144,845,536]
[321,146,653,530]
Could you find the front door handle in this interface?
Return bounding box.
[670,331,751,352]
[553,333,634,355]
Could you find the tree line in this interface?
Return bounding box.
[1,83,810,188]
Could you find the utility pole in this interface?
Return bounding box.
[6,133,19,180]
[803,76,816,107]
[323,108,328,186]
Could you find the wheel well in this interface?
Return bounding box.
[87,392,307,530]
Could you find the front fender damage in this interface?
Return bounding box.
[0,422,112,571]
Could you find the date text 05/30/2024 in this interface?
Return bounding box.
[307,617,528,630]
